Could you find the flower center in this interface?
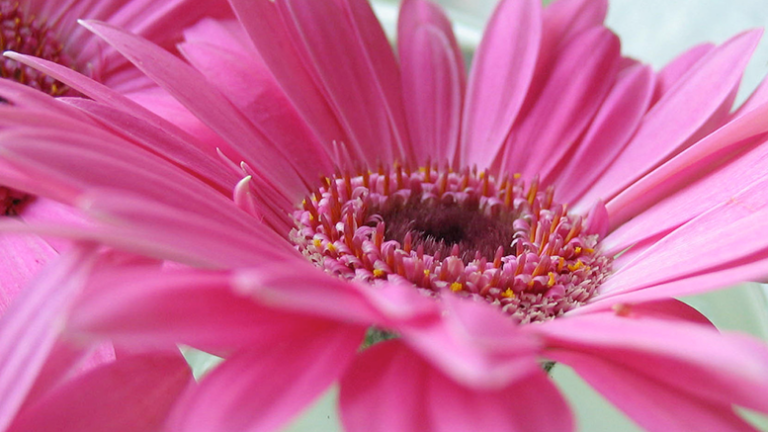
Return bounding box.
[1,1,73,96]
[291,165,612,324]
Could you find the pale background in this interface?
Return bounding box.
[272,1,768,430]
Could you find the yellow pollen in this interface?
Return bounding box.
[513,173,522,179]
[575,246,582,254]
[584,247,595,254]
[548,272,556,287]
[567,260,584,272]
[326,243,337,253]
[450,282,463,292]
[501,288,516,298]
[423,269,430,276]
[557,257,565,272]
[373,269,386,278]
[312,238,322,249]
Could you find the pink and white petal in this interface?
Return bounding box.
[0,234,57,317]
[226,0,348,154]
[9,352,192,432]
[168,324,363,432]
[79,20,306,200]
[397,294,542,389]
[551,351,759,432]
[274,0,405,164]
[179,41,335,180]
[398,0,465,166]
[553,64,654,203]
[0,246,97,431]
[459,0,541,167]
[69,267,352,356]
[340,340,573,432]
[604,103,768,243]
[651,42,715,105]
[533,314,768,414]
[501,27,620,180]
[581,30,762,205]
[601,176,768,295]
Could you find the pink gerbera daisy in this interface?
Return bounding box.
[3,0,768,430]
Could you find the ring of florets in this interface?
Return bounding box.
[290,163,611,324]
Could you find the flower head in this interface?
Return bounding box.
[3,0,768,430]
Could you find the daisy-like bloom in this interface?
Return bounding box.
[0,245,193,432]
[4,0,768,430]
[0,0,233,314]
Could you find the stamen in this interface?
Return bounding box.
[291,165,612,324]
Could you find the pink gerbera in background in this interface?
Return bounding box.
[2,0,768,430]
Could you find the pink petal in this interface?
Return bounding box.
[581,30,763,205]
[168,324,363,432]
[459,0,541,167]
[554,64,654,204]
[79,20,306,200]
[178,40,335,182]
[398,0,465,166]
[604,102,768,242]
[396,294,541,389]
[0,234,57,317]
[0,246,97,431]
[226,0,348,156]
[601,176,768,295]
[651,43,715,106]
[552,350,759,432]
[534,314,768,414]
[274,0,408,164]
[340,340,573,432]
[500,27,620,180]
[10,352,192,432]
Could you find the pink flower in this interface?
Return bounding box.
[3,0,768,430]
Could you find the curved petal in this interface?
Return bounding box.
[0,234,57,317]
[9,352,192,432]
[79,19,306,200]
[168,325,363,432]
[398,0,465,166]
[553,64,653,203]
[534,314,768,416]
[0,246,97,431]
[650,42,715,106]
[339,340,573,432]
[581,30,763,205]
[459,0,541,168]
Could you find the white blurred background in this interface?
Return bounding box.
[276,1,768,430]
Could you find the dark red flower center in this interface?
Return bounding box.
[1,0,73,96]
[291,164,612,323]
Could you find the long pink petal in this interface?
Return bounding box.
[226,0,348,156]
[552,350,759,432]
[0,246,97,431]
[274,0,406,164]
[79,20,306,200]
[340,340,573,432]
[178,41,335,181]
[581,30,763,204]
[10,352,192,432]
[396,294,541,389]
[551,64,653,203]
[604,102,768,241]
[459,0,541,167]
[0,234,57,317]
[502,26,620,180]
[398,0,465,166]
[650,43,715,105]
[601,176,768,294]
[168,325,363,432]
[535,314,768,415]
